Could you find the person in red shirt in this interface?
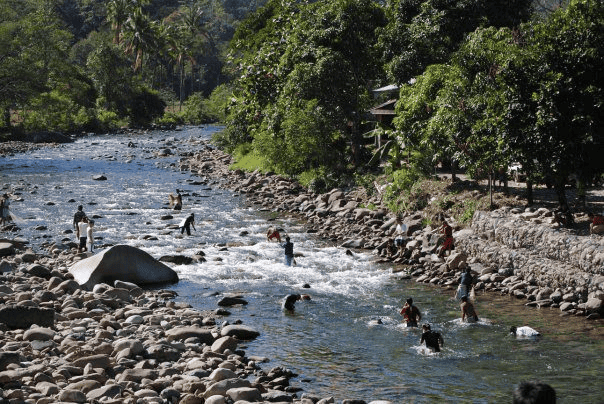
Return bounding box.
[588,212,604,235]
[438,220,454,257]
[400,297,421,327]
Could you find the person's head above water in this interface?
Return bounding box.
[406,297,413,305]
[286,236,290,241]
[78,205,83,211]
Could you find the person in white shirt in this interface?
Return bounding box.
[393,217,408,256]
[78,217,89,253]
[86,220,95,253]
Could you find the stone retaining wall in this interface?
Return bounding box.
[456,209,604,295]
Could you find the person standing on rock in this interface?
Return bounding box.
[77,216,89,253]
[393,216,408,257]
[281,236,294,266]
[461,295,479,323]
[0,194,8,225]
[86,219,95,253]
[455,267,474,301]
[420,323,443,352]
[73,205,86,239]
[179,213,196,236]
[400,297,421,327]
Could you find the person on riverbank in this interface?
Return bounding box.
[400,297,421,327]
[179,213,196,236]
[513,380,556,403]
[73,205,86,239]
[420,323,443,352]
[588,212,604,235]
[86,220,95,253]
[169,189,183,211]
[0,194,9,225]
[393,216,408,257]
[281,236,294,266]
[461,295,479,323]
[267,226,282,243]
[78,216,89,253]
[455,267,474,301]
[438,219,454,257]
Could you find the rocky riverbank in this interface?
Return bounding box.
[178,140,604,321]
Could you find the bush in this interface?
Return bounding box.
[128,87,165,126]
[182,93,209,124]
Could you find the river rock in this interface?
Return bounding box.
[165,326,215,343]
[0,306,54,329]
[0,242,15,257]
[68,244,179,289]
[227,386,263,402]
[204,378,252,399]
[23,327,55,341]
[220,324,260,340]
[0,352,20,371]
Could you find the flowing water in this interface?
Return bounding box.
[1,126,602,403]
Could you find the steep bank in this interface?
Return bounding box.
[179,141,604,322]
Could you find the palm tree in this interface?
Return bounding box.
[122,6,158,73]
[106,0,131,45]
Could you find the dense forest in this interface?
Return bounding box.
[1,0,602,215]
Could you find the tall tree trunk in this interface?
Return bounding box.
[3,106,11,129]
[526,181,534,205]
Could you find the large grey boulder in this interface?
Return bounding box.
[68,244,179,290]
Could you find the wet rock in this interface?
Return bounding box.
[220,324,260,340]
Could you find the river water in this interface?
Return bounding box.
[1,126,602,403]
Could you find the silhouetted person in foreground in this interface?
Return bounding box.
[513,380,556,404]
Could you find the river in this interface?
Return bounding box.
[1,126,602,403]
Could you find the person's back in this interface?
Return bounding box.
[513,381,556,404]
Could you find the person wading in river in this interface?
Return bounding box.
[281,236,294,266]
[179,213,196,236]
[420,323,443,352]
[400,297,421,327]
[461,295,479,323]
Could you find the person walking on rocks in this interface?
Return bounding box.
[400,297,421,327]
[420,323,443,352]
[179,213,196,236]
[86,219,95,253]
[461,295,479,323]
[77,216,89,253]
[281,236,294,266]
[73,205,86,239]
[393,216,408,257]
[438,219,454,257]
[455,267,474,301]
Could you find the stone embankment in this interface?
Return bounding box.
[179,140,604,320]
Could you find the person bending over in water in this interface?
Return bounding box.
[282,294,310,311]
[420,323,443,352]
[267,226,282,243]
[461,295,479,323]
[400,297,421,327]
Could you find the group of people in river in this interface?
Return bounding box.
[400,267,479,353]
[72,205,95,253]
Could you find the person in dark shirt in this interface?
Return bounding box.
[513,380,556,404]
[282,294,301,311]
[281,236,294,266]
[73,205,86,239]
[179,213,196,236]
[455,267,474,301]
[420,323,443,352]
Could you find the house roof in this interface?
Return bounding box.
[372,84,399,93]
[369,99,397,116]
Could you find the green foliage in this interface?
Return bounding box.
[229,143,269,172]
[383,166,429,214]
[182,93,209,124]
[297,167,341,194]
